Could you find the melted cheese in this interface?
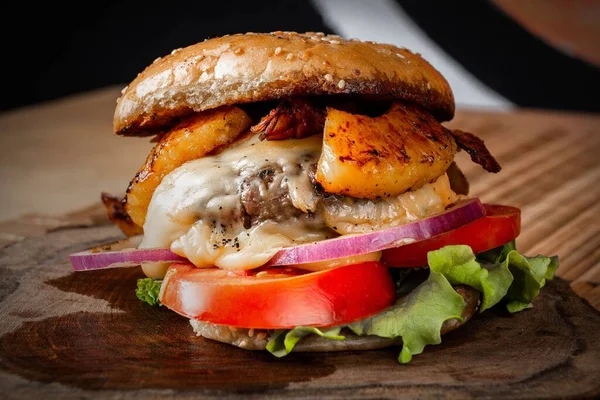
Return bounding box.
[139,134,330,277]
[139,133,459,279]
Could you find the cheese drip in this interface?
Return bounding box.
[139,134,330,277]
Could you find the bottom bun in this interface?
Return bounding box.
[190,285,480,352]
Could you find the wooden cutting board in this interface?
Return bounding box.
[0,218,599,399]
[1,107,599,399]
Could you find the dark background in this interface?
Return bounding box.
[2,0,598,113]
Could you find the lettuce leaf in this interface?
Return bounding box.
[477,240,516,263]
[266,326,345,357]
[427,245,513,312]
[265,242,559,363]
[502,250,559,312]
[348,271,465,363]
[135,278,162,306]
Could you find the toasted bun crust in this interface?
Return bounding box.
[190,285,479,352]
[114,31,455,136]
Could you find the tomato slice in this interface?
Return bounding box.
[159,261,395,329]
[382,204,521,267]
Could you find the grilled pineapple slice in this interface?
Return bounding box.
[316,102,457,199]
[126,106,252,227]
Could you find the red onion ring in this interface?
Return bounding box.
[69,198,485,272]
[265,197,485,267]
[69,237,186,271]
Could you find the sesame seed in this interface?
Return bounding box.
[315,32,325,37]
[248,328,255,337]
[234,47,244,55]
[239,340,248,348]
[396,53,406,59]
[256,271,268,277]
[329,40,340,45]
[323,60,331,67]
[320,37,329,41]
[274,46,282,55]
[311,36,320,41]
[338,79,346,89]
[120,86,128,94]
[257,332,267,340]
[324,73,333,82]
[286,53,295,61]
[171,48,182,55]
[427,82,431,89]
[153,57,161,63]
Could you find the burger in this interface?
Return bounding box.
[71,31,559,363]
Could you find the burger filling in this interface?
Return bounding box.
[122,98,501,278]
[140,132,459,276]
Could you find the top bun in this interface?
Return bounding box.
[114,31,455,136]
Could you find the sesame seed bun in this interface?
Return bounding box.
[114,31,455,136]
[189,285,479,353]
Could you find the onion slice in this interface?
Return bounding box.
[69,236,186,271]
[69,197,485,272]
[264,197,486,267]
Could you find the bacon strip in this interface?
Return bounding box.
[251,99,325,140]
[101,193,143,237]
[450,130,502,173]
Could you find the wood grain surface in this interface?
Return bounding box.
[1,221,599,399]
[0,102,599,399]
